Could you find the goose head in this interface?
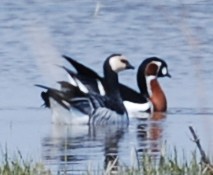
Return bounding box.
[105,54,134,73]
[137,57,171,112]
[146,59,170,78]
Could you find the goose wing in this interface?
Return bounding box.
[62,62,104,94]
[63,55,101,79]
[35,84,71,110]
[36,83,92,114]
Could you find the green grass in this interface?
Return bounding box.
[99,149,212,175]
[0,150,50,175]
[0,148,212,175]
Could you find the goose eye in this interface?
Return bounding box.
[120,59,128,64]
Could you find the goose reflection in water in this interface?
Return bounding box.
[41,123,128,174]
[41,113,165,174]
[89,124,127,173]
[136,112,166,163]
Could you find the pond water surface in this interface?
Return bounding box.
[0,0,213,174]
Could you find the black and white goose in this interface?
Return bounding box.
[62,55,171,114]
[37,54,134,125]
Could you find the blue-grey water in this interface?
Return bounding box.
[0,0,213,174]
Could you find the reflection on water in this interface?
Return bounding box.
[42,124,127,174]
[136,113,166,163]
[42,112,165,174]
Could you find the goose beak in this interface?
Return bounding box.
[166,72,171,78]
[126,62,135,70]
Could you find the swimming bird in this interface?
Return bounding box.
[62,55,171,114]
[37,54,134,125]
[135,57,171,112]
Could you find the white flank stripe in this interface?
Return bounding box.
[124,101,150,113]
[145,75,156,97]
[75,78,89,93]
[124,101,152,119]
[67,74,77,86]
[97,79,105,96]
[62,100,71,108]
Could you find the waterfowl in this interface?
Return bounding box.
[62,55,171,114]
[136,57,171,112]
[37,54,134,125]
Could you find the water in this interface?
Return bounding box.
[0,0,213,174]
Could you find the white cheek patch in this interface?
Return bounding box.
[109,56,126,72]
[162,67,167,75]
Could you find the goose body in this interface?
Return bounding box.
[37,54,134,125]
